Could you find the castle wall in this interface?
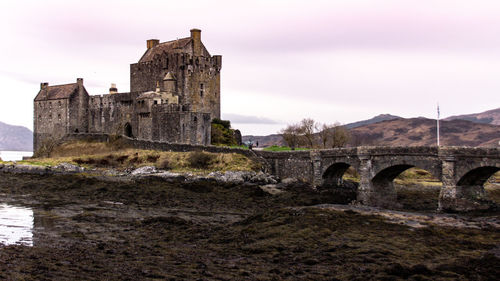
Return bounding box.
[152,105,211,145]
[88,93,138,137]
[34,99,70,150]
[184,55,221,119]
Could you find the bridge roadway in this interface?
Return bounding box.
[255,146,500,212]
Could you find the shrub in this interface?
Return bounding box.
[129,156,143,165]
[212,118,231,129]
[157,158,172,170]
[188,151,215,169]
[98,158,110,166]
[33,138,60,158]
[146,154,160,163]
[115,155,129,164]
[73,158,86,165]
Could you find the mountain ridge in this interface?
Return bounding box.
[242,108,500,148]
[444,107,500,125]
[0,121,33,151]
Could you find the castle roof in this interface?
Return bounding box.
[139,37,192,63]
[34,83,78,101]
[163,72,176,81]
[137,91,161,100]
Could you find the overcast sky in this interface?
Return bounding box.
[1,0,499,135]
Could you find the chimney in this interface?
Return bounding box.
[109,83,118,94]
[213,55,222,70]
[40,82,49,90]
[190,28,202,56]
[147,39,160,49]
[77,78,83,86]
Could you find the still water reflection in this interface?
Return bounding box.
[0,204,34,246]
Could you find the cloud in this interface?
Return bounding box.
[222,113,280,124]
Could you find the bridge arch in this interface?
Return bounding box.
[457,166,500,187]
[371,159,441,182]
[371,164,416,189]
[368,163,443,209]
[322,162,359,186]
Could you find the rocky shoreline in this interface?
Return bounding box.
[0,162,306,195]
[0,171,498,280]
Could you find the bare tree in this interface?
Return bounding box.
[279,123,301,150]
[300,118,317,148]
[331,123,350,148]
[318,123,333,148]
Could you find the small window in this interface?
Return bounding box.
[193,116,198,122]
[58,114,61,121]
[200,83,204,97]
[58,101,62,107]
[49,114,52,119]
[154,100,158,104]
[38,115,41,121]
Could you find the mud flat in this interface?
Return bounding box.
[0,173,499,280]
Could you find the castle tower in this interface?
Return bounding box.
[162,72,176,94]
[130,28,221,120]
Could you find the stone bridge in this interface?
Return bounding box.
[59,134,499,212]
[255,146,500,212]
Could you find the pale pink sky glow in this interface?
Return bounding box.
[1,0,499,135]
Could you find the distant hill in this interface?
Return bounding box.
[242,134,285,147]
[242,114,403,147]
[345,114,402,129]
[349,118,500,147]
[0,121,33,151]
[242,116,500,148]
[444,107,500,125]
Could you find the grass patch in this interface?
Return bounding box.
[263,145,310,152]
[395,168,443,187]
[216,144,248,149]
[187,151,216,169]
[23,140,259,173]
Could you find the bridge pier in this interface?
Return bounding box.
[439,185,489,212]
[310,151,323,187]
[438,155,493,212]
[356,154,399,209]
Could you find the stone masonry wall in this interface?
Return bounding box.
[130,52,221,119]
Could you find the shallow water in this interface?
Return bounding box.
[0,151,33,161]
[0,204,33,246]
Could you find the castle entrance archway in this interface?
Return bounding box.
[124,123,133,138]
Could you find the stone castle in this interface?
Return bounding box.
[34,29,221,151]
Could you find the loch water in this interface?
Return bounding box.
[0,204,34,246]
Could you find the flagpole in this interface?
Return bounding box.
[437,103,440,147]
